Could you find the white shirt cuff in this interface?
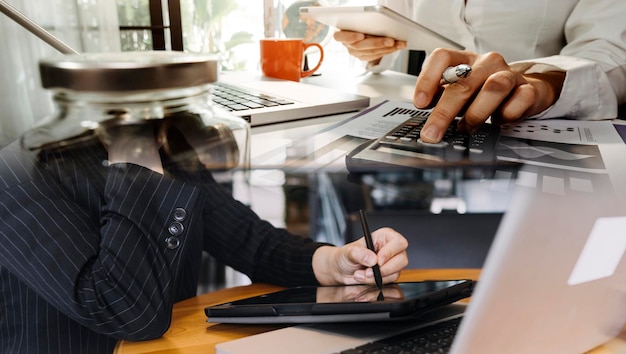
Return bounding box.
[510,56,617,120]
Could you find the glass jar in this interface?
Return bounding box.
[21,51,250,172]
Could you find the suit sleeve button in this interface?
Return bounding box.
[165,236,181,250]
[173,208,187,222]
[168,222,184,236]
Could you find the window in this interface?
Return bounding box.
[116,0,183,51]
[179,0,263,71]
[116,0,374,72]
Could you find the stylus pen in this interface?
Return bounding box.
[359,210,383,290]
[442,64,472,84]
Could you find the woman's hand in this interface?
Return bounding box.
[414,48,565,143]
[312,227,409,286]
[333,30,406,65]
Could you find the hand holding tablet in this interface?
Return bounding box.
[299,5,463,53]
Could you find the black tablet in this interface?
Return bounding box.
[205,280,474,324]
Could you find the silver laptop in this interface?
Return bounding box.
[216,166,626,354]
[214,72,370,127]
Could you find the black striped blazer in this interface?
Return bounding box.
[0,139,323,353]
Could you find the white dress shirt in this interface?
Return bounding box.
[374,0,626,120]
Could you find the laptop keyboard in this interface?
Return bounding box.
[377,113,500,164]
[212,82,294,113]
[339,317,462,354]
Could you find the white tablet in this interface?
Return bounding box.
[299,5,464,52]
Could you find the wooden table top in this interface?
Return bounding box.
[114,269,626,354]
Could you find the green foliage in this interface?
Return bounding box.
[116,0,151,26]
[186,0,254,70]
[224,31,254,52]
[115,0,254,68]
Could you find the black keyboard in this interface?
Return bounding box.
[339,317,462,354]
[377,113,500,164]
[211,82,294,112]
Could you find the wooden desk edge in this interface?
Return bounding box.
[115,269,625,354]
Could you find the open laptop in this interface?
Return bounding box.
[216,165,626,354]
[214,71,370,127]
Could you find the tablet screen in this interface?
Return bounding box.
[205,280,474,323]
[221,280,468,305]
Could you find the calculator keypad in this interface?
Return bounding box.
[378,116,499,163]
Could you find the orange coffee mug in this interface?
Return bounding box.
[260,38,324,82]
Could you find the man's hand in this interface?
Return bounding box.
[414,48,565,143]
[312,227,409,286]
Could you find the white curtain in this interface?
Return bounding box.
[0,0,120,147]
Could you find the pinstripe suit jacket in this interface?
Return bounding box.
[0,140,323,353]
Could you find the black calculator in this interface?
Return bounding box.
[346,114,501,172]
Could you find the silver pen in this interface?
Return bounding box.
[442,64,472,84]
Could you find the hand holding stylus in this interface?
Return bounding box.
[311,224,408,287]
